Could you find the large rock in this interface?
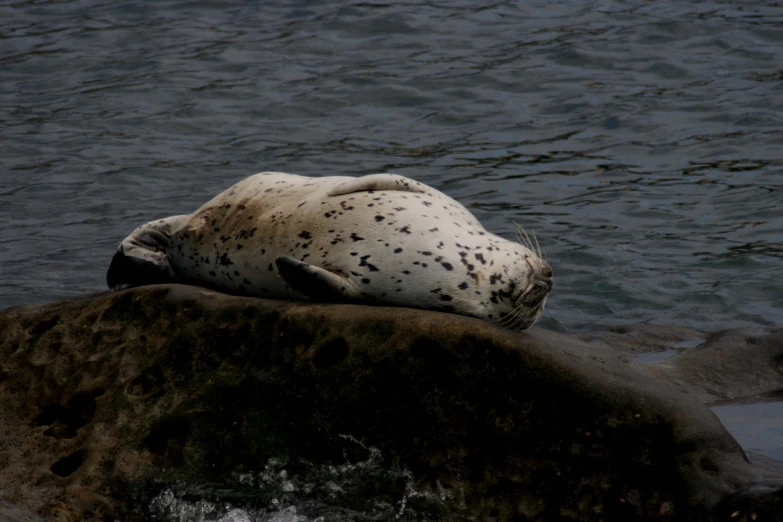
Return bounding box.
[0,285,782,521]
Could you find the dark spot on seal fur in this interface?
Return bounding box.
[298,231,312,240]
[218,253,233,266]
[350,233,365,241]
[359,255,379,272]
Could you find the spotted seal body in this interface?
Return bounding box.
[108,172,552,329]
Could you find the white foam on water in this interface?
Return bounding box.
[146,435,462,522]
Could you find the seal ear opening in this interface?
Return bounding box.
[274,256,356,303]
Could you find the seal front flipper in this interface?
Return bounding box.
[107,214,191,291]
[274,256,357,302]
[327,174,429,197]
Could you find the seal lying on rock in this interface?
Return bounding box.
[107,172,553,329]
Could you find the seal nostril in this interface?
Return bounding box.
[542,266,553,278]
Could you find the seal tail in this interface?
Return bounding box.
[106,215,191,291]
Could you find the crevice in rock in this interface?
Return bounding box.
[34,388,105,439]
[51,449,87,477]
[126,367,164,397]
[28,314,60,343]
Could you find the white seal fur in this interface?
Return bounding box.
[108,172,553,329]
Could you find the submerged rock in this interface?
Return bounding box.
[0,284,782,521]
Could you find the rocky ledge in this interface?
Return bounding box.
[1,284,782,521]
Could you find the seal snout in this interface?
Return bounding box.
[524,257,554,292]
[538,262,553,290]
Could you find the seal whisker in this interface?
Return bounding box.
[515,305,537,330]
[505,304,530,329]
[514,222,535,254]
[493,304,524,327]
[504,308,525,328]
[493,310,514,326]
[507,309,527,330]
[531,230,543,260]
[500,309,519,328]
[514,304,533,328]
[513,222,525,249]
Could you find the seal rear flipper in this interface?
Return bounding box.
[106,214,191,291]
[274,256,357,302]
[327,174,428,197]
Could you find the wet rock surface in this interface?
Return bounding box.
[1,285,782,521]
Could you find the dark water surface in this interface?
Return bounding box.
[2,1,783,519]
[2,0,783,332]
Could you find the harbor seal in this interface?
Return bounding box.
[107,172,553,329]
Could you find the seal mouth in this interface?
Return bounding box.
[514,281,551,308]
[515,257,553,306]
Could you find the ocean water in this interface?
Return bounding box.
[2,1,783,519]
[2,0,782,332]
